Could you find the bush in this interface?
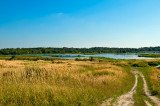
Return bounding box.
[151,90,158,96]
[132,62,148,67]
[9,56,15,60]
[99,59,103,62]
[52,60,55,63]
[89,57,94,61]
[75,58,88,61]
[148,61,159,66]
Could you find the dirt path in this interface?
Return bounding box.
[114,71,138,106]
[101,98,113,106]
[101,71,138,106]
[138,72,160,106]
[144,100,152,106]
[101,70,160,106]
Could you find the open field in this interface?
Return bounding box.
[136,67,160,98]
[0,56,160,105]
[0,59,134,105]
[100,58,160,105]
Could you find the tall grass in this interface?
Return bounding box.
[0,60,134,105]
[136,66,160,98]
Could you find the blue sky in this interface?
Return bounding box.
[0,0,160,48]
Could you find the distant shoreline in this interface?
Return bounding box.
[0,46,160,55]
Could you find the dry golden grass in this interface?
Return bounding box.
[133,59,160,98]
[149,67,160,94]
[0,60,134,106]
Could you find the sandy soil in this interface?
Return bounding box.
[114,71,138,106]
[101,70,160,106]
[101,71,138,106]
[101,98,113,106]
[144,100,152,106]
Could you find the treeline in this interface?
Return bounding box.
[0,46,160,55]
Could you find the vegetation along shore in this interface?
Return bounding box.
[0,46,160,55]
[138,54,160,58]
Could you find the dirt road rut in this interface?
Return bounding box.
[101,70,160,106]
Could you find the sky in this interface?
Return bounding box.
[0,0,160,48]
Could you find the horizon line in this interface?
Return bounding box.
[1,46,160,50]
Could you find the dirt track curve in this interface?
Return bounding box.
[101,70,160,106]
[139,72,160,106]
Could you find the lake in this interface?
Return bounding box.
[39,53,156,59]
[3,53,159,59]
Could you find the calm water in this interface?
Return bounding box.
[3,53,158,59]
[156,65,160,68]
[40,53,155,59]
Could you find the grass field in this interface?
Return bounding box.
[138,54,160,58]
[0,59,134,105]
[136,66,160,98]
[1,57,160,105]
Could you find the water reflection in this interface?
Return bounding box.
[42,53,156,59]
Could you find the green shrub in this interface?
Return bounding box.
[9,56,15,60]
[148,61,159,66]
[151,90,158,96]
[52,60,55,63]
[99,59,103,62]
[75,58,88,61]
[89,57,94,61]
[132,62,148,67]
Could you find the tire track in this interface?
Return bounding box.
[101,98,113,106]
[101,70,160,106]
[145,100,152,106]
[114,71,138,106]
[138,72,160,106]
[101,71,138,106]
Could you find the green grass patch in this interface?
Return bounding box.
[133,68,156,106]
[138,54,160,58]
[136,67,160,99]
[75,58,89,61]
[134,76,149,105]
[148,61,160,66]
[47,55,84,57]
[132,62,149,67]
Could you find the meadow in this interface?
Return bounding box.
[0,56,160,105]
[0,58,134,106]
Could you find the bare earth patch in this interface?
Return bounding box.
[102,70,160,106]
[114,71,138,106]
[144,100,152,106]
[101,70,138,106]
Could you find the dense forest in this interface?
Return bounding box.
[0,47,160,55]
